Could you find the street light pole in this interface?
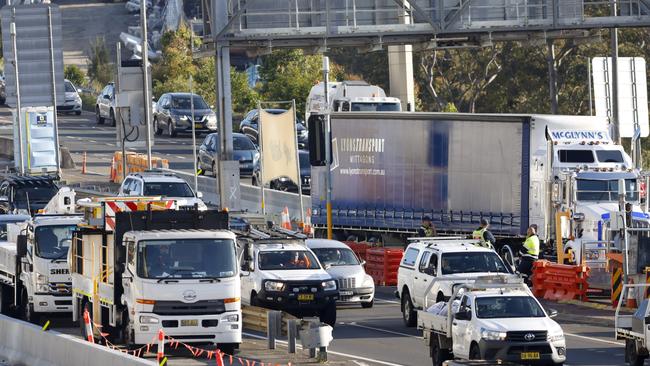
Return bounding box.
[141,0,152,169]
[323,56,333,240]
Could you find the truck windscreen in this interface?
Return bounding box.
[35,225,76,259]
[576,179,638,201]
[440,252,510,275]
[137,239,236,279]
[475,296,546,319]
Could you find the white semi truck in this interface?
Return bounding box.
[0,187,81,323]
[69,197,242,354]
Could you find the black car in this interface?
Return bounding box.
[239,108,308,149]
[153,93,218,137]
[252,150,310,193]
[198,132,260,177]
[0,175,59,215]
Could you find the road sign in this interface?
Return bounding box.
[0,4,65,108]
[592,57,649,138]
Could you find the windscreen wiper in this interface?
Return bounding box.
[157,267,194,283]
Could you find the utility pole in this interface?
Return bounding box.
[323,56,333,240]
[10,12,24,175]
[141,0,152,169]
[610,0,620,144]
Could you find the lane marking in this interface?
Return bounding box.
[175,155,187,159]
[374,298,400,305]
[341,322,422,339]
[242,331,407,366]
[565,332,624,346]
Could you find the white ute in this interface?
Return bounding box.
[419,277,566,366]
[397,238,512,327]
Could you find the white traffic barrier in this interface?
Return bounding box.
[0,314,155,366]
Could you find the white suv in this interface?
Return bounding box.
[397,238,512,327]
[118,171,207,210]
[239,240,339,326]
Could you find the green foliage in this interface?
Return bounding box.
[80,93,96,112]
[87,37,112,89]
[64,65,85,87]
[230,67,259,114]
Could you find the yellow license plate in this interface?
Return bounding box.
[195,123,202,128]
[521,352,540,360]
[297,294,314,301]
[181,319,198,327]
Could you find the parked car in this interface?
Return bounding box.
[153,93,217,137]
[239,108,308,149]
[117,171,207,210]
[252,150,311,193]
[57,79,82,115]
[198,132,260,177]
[0,175,59,215]
[0,76,6,105]
[95,82,116,126]
[306,239,375,308]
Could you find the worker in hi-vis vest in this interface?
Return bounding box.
[517,225,540,278]
[472,218,495,249]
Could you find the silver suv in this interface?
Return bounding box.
[117,171,207,210]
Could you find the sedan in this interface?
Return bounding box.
[153,93,217,137]
[239,108,308,149]
[198,133,260,177]
[57,79,82,115]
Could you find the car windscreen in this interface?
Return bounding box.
[440,252,510,275]
[14,185,58,209]
[137,239,236,279]
[311,247,359,266]
[171,95,209,110]
[351,102,401,112]
[234,135,255,150]
[596,150,625,163]
[258,250,321,270]
[475,296,546,319]
[35,224,76,260]
[143,182,194,197]
[65,81,76,93]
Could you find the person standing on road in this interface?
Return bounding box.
[517,225,540,278]
[472,218,495,249]
[418,216,437,237]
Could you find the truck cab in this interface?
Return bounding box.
[239,240,339,326]
[397,238,512,327]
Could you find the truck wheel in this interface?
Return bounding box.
[401,290,417,327]
[626,339,646,366]
[361,299,374,309]
[469,343,481,360]
[218,343,238,355]
[21,290,39,324]
[430,334,450,366]
[0,285,9,315]
[319,302,337,327]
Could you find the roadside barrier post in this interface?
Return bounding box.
[157,329,165,362]
[267,310,281,350]
[287,319,297,354]
[83,309,94,343]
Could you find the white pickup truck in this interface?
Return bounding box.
[615,283,650,366]
[418,277,566,366]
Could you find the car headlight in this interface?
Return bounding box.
[139,315,159,324]
[322,280,337,291]
[480,328,507,341]
[363,275,374,287]
[265,281,285,292]
[207,114,217,126]
[548,331,565,342]
[225,314,239,322]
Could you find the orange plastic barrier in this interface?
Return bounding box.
[365,247,404,286]
[532,260,590,301]
[344,241,370,262]
[111,151,169,183]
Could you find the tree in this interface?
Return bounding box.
[230,67,259,115]
[87,37,112,89]
[64,65,85,87]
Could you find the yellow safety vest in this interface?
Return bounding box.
[421,226,434,237]
[472,227,491,248]
[523,235,540,257]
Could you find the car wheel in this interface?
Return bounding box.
[319,302,337,327]
[110,109,116,127]
[168,119,177,137]
[154,119,162,136]
[218,343,238,356]
[430,334,450,366]
[361,299,374,309]
[469,343,481,360]
[627,339,646,366]
[96,107,104,124]
[212,161,217,178]
[401,290,417,327]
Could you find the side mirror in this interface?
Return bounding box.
[455,309,471,321]
[77,88,82,93]
[548,309,558,318]
[196,191,204,199]
[360,260,366,266]
[324,263,332,270]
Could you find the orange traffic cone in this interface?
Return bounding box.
[81,151,87,174]
[281,207,292,230]
[303,208,313,236]
[627,279,638,308]
[109,155,117,183]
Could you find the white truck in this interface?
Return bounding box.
[0,187,81,323]
[397,238,513,327]
[305,80,401,121]
[69,197,242,354]
[418,277,566,366]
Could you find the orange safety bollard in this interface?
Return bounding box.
[157,329,165,362]
[281,207,292,230]
[81,151,87,174]
[83,309,94,343]
[303,208,313,236]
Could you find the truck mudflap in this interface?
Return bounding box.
[478,339,566,364]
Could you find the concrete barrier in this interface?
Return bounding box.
[0,314,155,366]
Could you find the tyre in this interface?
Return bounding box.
[626,339,646,366]
[167,119,177,137]
[110,109,116,127]
[75,110,81,116]
[120,310,135,348]
[154,118,162,135]
[319,302,337,327]
[79,301,94,343]
[430,333,450,366]
[218,343,238,355]
[361,299,374,309]
[0,285,10,315]
[21,289,39,324]
[401,290,417,327]
[96,106,104,124]
[469,343,481,360]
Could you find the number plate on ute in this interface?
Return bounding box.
[521,352,540,360]
[339,291,353,296]
[195,123,202,128]
[181,319,198,327]
[297,294,314,301]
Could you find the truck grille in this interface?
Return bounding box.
[152,300,225,316]
[506,331,547,342]
[286,282,320,293]
[49,282,71,295]
[337,277,356,290]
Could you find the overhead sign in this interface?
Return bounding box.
[548,129,611,143]
[592,57,649,138]
[1,4,65,108]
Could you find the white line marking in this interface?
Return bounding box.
[565,332,624,346]
[89,140,96,143]
[242,331,406,366]
[175,155,187,159]
[342,322,422,339]
[374,298,400,305]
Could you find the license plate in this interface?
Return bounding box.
[521,352,540,360]
[194,123,202,128]
[297,294,314,301]
[181,319,198,327]
[340,291,353,296]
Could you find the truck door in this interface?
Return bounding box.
[452,295,472,358]
[122,240,136,305]
[239,247,255,305]
[414,251,432,308]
